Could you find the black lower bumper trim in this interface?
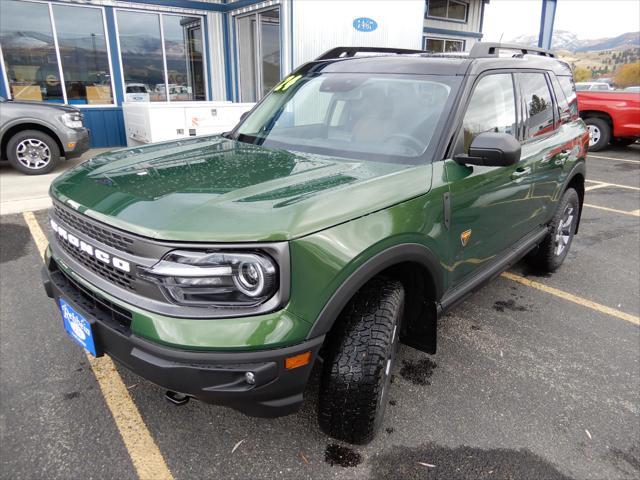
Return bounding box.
[43,260,324,418]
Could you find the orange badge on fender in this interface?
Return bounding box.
[461,229,472,247]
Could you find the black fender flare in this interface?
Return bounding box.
[306,243,444,339]
[561,160,586,234]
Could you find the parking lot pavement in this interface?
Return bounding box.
[1,146,638,480]
[0,148,113,215]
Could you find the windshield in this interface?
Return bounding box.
[235,73,460,164]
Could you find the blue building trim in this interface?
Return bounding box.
[0,73,7,99]
[222,15,234,101]
[538,0,557,50]
[423,26,483,39]
[125,0,226,11]
[479,0,489,34]
[202,15,214,100]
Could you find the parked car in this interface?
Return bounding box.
[0,96,90,175]
[42,44,588,444]
[575,81,612,91]
[577,90,640,150]
[125,83,151,102]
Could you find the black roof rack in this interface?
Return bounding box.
[314,46,424,61]
[469,42,555,58]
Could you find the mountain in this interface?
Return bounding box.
[507,30,640,53]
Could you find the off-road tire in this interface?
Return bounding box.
[584,117,610,152]
[318,277,404,444]
[527,188,580,273]
[7,130,60,175]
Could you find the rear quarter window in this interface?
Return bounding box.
[557,76,579,120]
[518,72,556,139]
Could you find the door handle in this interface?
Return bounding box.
[511,167,531,181]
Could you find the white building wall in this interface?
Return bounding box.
[292,0,425,69]
[423,0,485,50]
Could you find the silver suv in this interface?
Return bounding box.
[0,97,90,175]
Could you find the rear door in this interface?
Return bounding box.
[517,72,576,225]
[445,72,537,287]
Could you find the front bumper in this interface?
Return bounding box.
[42,257,323,418]
[63,128,90,159]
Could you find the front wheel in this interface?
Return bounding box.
[318,277,404,444]
[527,188,580,273]
[6,130,61,175]
[584,117,611,152]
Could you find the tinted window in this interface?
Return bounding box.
[162,15,205,101]
[0,0,63,102]
[52,5,113,105]
[519,73,555,139]
[462,74,517,151]
[553,75,578,120]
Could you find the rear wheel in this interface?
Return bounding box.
[527,188,580,273]
[7,130,60,175]
[584,117,611,152]
[318,277,404,444]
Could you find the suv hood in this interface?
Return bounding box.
[2,99,80,113]
[51,136,432,242]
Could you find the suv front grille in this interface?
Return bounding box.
[53,203,135,254]
[51,260,132,334]
[57,235,135,291]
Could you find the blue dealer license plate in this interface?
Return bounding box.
[59,298,97,356]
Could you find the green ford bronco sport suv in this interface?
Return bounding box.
[42,43,588,444]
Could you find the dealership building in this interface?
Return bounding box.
[0,0,488,148]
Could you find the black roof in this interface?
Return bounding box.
[303,44,573,77]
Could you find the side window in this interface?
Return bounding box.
[519,73,555,139]
[551,74,579,122]
[462,74,517,152]
[559,76,579,119]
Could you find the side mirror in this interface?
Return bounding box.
[453,132,521,167]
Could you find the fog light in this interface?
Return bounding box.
[245,372,255,385]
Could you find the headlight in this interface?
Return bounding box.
[140,250,278,307]
[60,112,84,129]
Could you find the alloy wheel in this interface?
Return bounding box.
[587,125,601,147]
[554,205,574,256]
[16,139,51,170]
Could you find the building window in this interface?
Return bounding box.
[235,7,281,102]
[116,10,206,102]
[426,0,468,22]
[0,0,114,104]
[424,37,465,53]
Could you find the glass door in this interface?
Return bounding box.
[236,8,281,102]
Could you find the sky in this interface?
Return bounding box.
[483,0,640,41]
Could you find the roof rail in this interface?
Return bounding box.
[469,43,556,58]
[314,46,424,61]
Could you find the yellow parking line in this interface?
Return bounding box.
[502,272,639,326]
[22,211,174,480]
[588,154,640,164]
[583,203,640,217]
[585,180,640,191]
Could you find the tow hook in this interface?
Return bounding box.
[165,390,190,406]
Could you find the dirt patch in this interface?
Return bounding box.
[400,358,437,386]
[369,443,574,480]
[325,444,362,467]
[494,300,528,312]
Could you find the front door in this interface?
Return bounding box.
[446,72,537,287]
[236,8,281,102]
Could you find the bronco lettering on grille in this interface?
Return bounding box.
[50,219,131,273]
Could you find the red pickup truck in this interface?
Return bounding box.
[577,90,640,151]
